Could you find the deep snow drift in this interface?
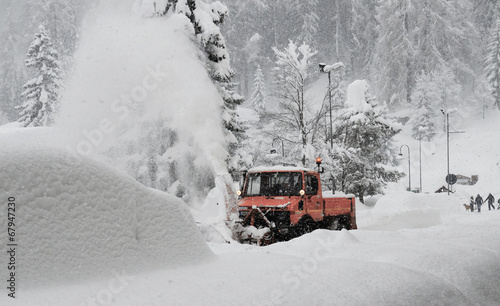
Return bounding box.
[0,128,213,290]
[1,126,500,306]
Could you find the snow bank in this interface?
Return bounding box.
[0,130,213,289]
[358,192,461,230]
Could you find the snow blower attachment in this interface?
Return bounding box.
[234,161,357,246]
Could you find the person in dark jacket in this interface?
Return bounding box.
[475,194,483,212]
[485,193,495,210]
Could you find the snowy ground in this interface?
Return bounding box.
[2,125,500,306]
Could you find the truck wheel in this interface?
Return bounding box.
[295,216,318,237]
[327,218,339,230]
[338,216,351,230]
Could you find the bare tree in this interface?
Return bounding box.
[267,41,324,166]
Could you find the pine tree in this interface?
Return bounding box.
[43,0,79,57]
[297,0,319,47]
[23,0,81,65]
[0,1,25,121]
[432,65,462,111]
[143,0,244,145]
[18,25,63,127]
[412,0,477,86]
[0,108,7,125]
[373,0,414,105]
[332,80,403,202]
[485,3,500,110]
[250,65,266,114]
[350,0,378,77]
[409,71,439,141]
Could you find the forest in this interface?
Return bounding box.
[0,0,499,203]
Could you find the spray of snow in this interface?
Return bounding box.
[54,4,232,221]
[57,10,226,156]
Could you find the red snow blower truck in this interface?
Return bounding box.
[234,158,357,245]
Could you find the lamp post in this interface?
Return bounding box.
[319,62,344,150]
[419,137,422,193]
[441,109,450,195]
[399,144,411,191]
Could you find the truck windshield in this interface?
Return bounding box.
[245,172,302,197]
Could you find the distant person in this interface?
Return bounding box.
[475,194,483,212]
[470,196,475,212]
[485,193,495,210]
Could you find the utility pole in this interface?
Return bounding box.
[446,112,450,195]
[419,138,422,193]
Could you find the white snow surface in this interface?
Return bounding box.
[2,127,500,305]
[0,128,213,291]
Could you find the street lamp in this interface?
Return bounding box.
[399,144,411,191]
[319,62,344,150]
[419,137,422,193]
[441,109,450,195]
[439,109,464,195]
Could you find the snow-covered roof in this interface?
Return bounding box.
[248,165,314,173]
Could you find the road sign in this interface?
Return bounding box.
[445,174,457,185]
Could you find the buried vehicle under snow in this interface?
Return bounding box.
[234,159,357,245]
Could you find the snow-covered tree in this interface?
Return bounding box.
[409,65,461,140]
[269,41,321,166]
[0,108,7,125]
[123,119,215,203]
[23,0,84,67]
[471,76,494,116]
[250,64,267,114]
[145,0,244,153]
[18,25,63,127]
[373,0,476,107]
[412,0,478,87]
[474,0,497,34]
[297,0,319,47]
[485,3,500,110]
[433,65,462,111]
[0,2,24,121]
[332,80,403,202]
[373,0,414,105]
[350,0,377,77]
[409,71,440,141]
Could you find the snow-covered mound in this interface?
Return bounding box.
[358,192,461,230]
[0,130,213,288]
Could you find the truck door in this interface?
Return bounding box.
[304,174,322,220]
